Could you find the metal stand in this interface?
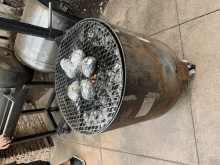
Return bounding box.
[0,1,72,145]
[10,82,71,145]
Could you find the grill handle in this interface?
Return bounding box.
[0,16,64,41]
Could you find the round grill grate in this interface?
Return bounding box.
[55,19,125,135]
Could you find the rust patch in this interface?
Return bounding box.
[0,62,10,70]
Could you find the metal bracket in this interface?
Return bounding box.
[183,60,196,76]
[2,94,17,138]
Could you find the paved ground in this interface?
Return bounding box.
[48,0,220,165]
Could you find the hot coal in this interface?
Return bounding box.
[68,81,81,102]
[60,59,77,78]
[81,79,96,100]
[81,57,97,78]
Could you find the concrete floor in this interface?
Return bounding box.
[48,0,220,165]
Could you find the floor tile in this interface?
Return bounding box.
[101,149,184,165]
[35,89,100,147]
[50,140,102,165]
[35,89,58,109]
[189,87,220,165]
[151,26,183,60]
[180,10,220,165]
[180,11,220,89]
[176,0,220,23]
[100,83,198,165]
[53,130,100,147]
[58,0,109,19]
[101,0,178,36]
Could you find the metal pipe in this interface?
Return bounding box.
[48,2,52,29]
[48,2,52,39]
[10,130,57,145]
[45,89,57,129]
[56,117,65,134]
[46,89,56,110]
[22,82,55,89]
[21,108,59,115]
[21,108,46,115]
[0,17,64,40]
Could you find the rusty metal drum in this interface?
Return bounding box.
[54,19,190,135]
[106,25,189,131]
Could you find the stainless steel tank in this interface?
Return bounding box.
[14,0,79,73]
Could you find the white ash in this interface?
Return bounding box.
[89,24,112,47]
[88,29,95,38]
[84,110,109,128]
[114,63,120,71]
[82,61,123,129]
[68,81,81,102]
[113,48,120,56]
[82,60,123,128]
[60,59,78,78]
[81,79,96,100]
[83,98,118,128]
[70,49,86,65]
[102,35,113,48]
[81,57,97,77]
[78,26,85,42]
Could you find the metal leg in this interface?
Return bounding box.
[21,108,46,115]
[21,108,59,115]
[56,117,66,135]
[10,130,57,145]
[9,87,70,145]
[61,126,71,135]
[46,89,56,110]
[45,89,57,130]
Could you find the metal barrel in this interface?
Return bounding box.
[105,25,189,132]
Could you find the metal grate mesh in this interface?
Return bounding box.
[55,19,124,135]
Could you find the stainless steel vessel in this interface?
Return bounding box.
[14,0,78,73]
